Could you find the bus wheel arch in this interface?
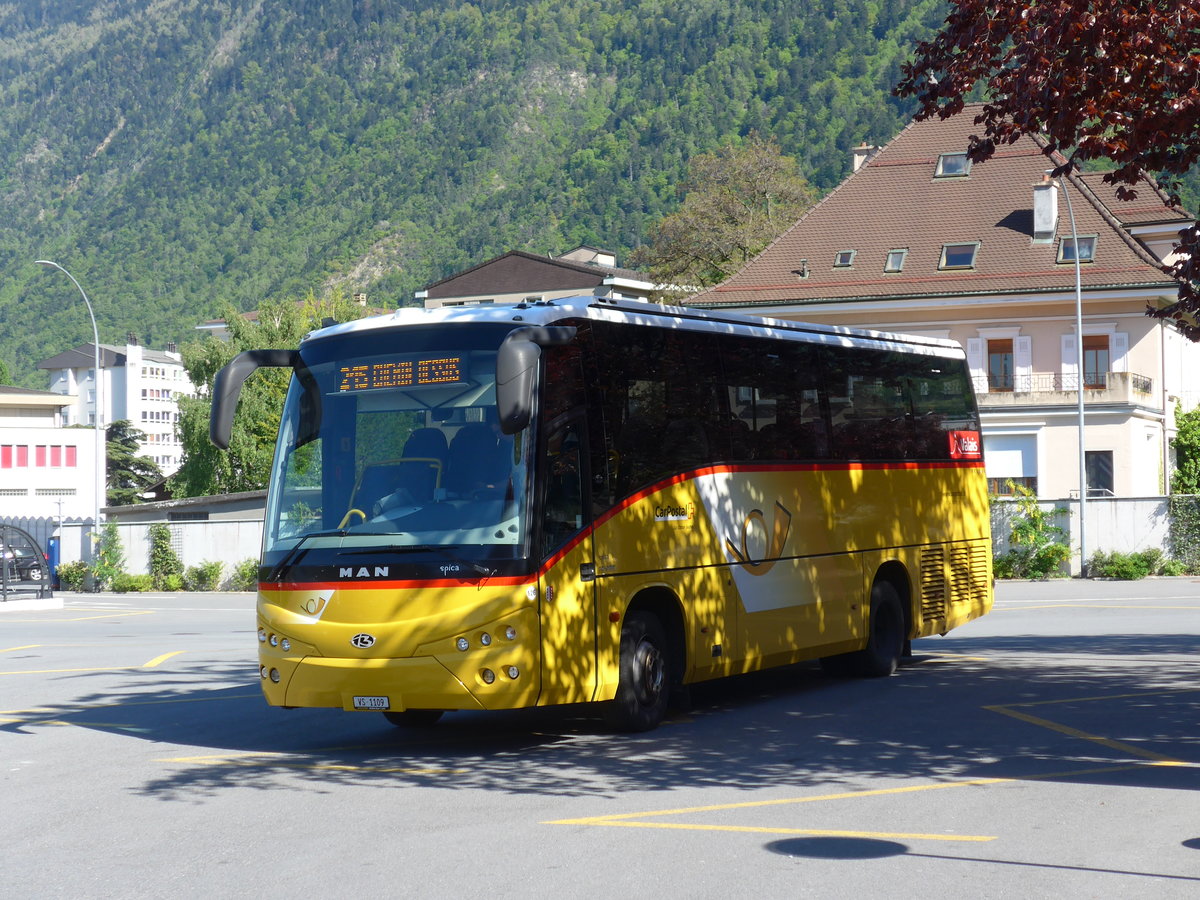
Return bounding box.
[604,587,685,732]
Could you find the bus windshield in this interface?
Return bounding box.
[263,323,533,574]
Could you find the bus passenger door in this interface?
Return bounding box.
[536,418,598,706]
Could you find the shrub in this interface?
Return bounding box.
[1088,548,1182,579]
[184,560,223,591]
[112,573,154,592]
[147,523,184,590]
[162,573,184,591]
[56,560,89,592]
[90,522,127,591]
[992,482,1072,578]
[229,558,259,592]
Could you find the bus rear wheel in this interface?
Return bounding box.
[383,709,444,728]
[853,580,905,677]
[820,581,905,678]
[605,611,670,732]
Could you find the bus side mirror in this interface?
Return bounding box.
[495,326,577,435]
[210,349,306,449]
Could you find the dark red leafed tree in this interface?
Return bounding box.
[895,0,1200,337]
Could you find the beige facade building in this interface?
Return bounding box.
[692,108,1195,499]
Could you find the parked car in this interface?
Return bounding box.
[2,541,47,582]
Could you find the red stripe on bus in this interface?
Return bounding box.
[261,458,984,591]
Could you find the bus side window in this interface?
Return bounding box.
[541,422,586,559]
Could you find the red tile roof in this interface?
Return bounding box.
[694,108,1183,308]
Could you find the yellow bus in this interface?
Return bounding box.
[211,297,991,731]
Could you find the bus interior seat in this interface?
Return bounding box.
[444,423,507,497]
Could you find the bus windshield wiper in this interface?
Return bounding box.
[339,543,495,577]
[267,529,347,581]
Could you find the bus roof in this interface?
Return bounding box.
[306,296,965,358]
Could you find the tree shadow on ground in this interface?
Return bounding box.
[6,629,1196,803]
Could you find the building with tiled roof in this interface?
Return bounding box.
[692,107,1196,500]
[417,246,657,308]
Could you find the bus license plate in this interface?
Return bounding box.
[352,696,390,710]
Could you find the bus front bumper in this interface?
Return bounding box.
[258,651,540,712]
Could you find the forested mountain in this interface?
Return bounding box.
[0,0,1143,385]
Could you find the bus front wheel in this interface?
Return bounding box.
[605,611,670,732]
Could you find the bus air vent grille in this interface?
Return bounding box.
[920,547,946,621]
[948,544,988,605]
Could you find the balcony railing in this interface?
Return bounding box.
[975,371,1154,406]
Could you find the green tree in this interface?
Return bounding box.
[170,288,371,497]
[632,134,819,297]
[0,357,10,385]
[106,420,163,505]
[1170,403,1200,494]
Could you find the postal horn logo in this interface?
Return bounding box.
[725,500,792,575]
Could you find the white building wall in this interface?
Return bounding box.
[0,425,99,521]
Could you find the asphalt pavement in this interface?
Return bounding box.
[2,580,1197,898]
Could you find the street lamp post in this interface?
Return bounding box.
[34,260,105,568]
[1055,177,1088,576]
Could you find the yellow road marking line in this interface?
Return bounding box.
[0,694,260,718]
[1,645,41,652]
[545,761,1174,835]
[1,649,185,675]
[999,687,1200,709]
[142,651,184,668]
[557,822,995,841]
[985,705,1182,763]
[1,664,148,675]
[992,604,1200,611]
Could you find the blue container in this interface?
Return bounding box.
[47,535,60,590]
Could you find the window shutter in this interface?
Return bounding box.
[1111,332,1129,373]
[966,338,986,392]
[1015,336,1032,391]
[1060,333,1077,379]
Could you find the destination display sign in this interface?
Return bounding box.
[337,356,464,392]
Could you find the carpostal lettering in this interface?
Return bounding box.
[654,503,695,522]
[339,566,390,578]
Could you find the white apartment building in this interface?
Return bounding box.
[37,334,193,477]
[0,386,98,522]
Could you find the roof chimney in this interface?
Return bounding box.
[1032,172,1059,243]
[126,332,138,346]
[852,142,877,172]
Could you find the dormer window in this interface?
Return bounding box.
[1058,235,1097,264]
[834,250,856,267]
[935,152,971,178]
[939,242,979,270]
[884,249,908,273]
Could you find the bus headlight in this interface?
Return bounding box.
[504,626,517,641]
[480,632,492,647]
[505,666,519,680]
[480,668,496,685]
[456,637,469,652]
